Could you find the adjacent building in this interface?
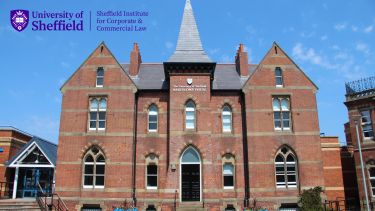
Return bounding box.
[55,0,344,210]
[343,76,375,209]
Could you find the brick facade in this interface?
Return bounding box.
[343,78,375,209]
[0,127,32,183]
[54,1,345,210]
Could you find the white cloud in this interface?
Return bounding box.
[321,35,328,41]
[351,25,358,32]
[356,42,370,54]
[292,43,336,69]
[165,41,174,50]
[364,25,373,33]
[334,23,347,31]
[292,43,369,79]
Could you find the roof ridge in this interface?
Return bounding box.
[33,136,57,146]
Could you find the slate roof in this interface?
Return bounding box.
[168,0,211,63]
[6,136,57,166]
[122,63,257,90]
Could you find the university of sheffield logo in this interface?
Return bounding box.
[10,10,29,32]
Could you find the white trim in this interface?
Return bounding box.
[223,186,234,189]
[8,142,55,168]
[179,147,202,202]
[146,186,157,190]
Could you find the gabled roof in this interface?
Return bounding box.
[243,42,318,91]
[122,63,256,90]
[6,136,57,167]
[168,0,212,63]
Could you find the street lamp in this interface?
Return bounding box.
[355,118,370,211]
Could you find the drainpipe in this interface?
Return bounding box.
[355,119,370,211]
[240,91,250,207]
[132,92,139,207]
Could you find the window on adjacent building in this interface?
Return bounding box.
[361,110,374,139]
[83,147,105,188]
[96,67,104,87]
[275,146,297,189]
[146,164,158,189]
[222,105,232,133]
[223,163,234,189]
[185,100,196,130]
[89,98,107,131]
[148,105,158,132]
[272,97,291,131]
[275,67,283,87]
[369,167,375,196]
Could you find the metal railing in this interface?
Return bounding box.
[36,182,68,211]
[0,182,13,199]
[345,76,375,96]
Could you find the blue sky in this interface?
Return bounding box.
[0,0,374,144]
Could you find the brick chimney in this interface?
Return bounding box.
[129,43,142,76]
[235,44,249,76]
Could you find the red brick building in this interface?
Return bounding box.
[0,127,32,184]
[55,0,344,210]
[343,76,375,209]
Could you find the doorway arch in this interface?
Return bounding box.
[180,146,201,202]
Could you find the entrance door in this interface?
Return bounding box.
[180,147,201,202]
[181,164,200,201]
[23,169,39,197]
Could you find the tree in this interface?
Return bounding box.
[298,186,324,211]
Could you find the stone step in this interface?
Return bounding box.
[0,198,40,210]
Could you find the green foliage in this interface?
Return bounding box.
[298,186,324,211]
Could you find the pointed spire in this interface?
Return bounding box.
[168,0,212,63]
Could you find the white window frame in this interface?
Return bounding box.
[222,105,232,133]
[275,67,283,87]
[89,98,107,131]
[96,67,104,87]
[83,147,105,189]
[272,97,291,131]
[185,100,196,130]
[361,110,374,140]
[274,147,298,189]
[368,166,375,197]
[223,163,235,189]
[148,105,158,132]
[146,163,158,190]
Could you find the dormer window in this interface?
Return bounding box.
[275,67,283,87]
[96,67,104,87]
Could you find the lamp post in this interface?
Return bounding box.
[355,119,370,211]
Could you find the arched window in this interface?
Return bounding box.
[222,154,235,189]
[83,146,105,188]
[185,100,196,130]
[89,98,107,131]
[222,105,232,133]
[275,146,297,188]
[148,105,158,132]
[96,67,104,87]
[146,154,158,189]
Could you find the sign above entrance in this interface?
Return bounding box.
[172,84,207,92]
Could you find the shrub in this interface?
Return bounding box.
[298,186,324,211]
